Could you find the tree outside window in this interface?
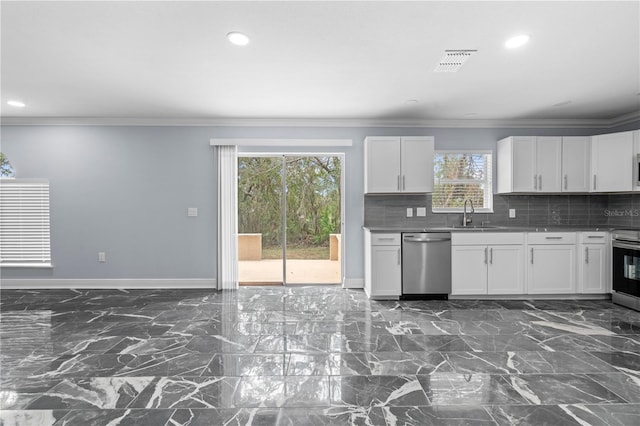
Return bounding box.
[0,153,15,177]
[433,151,492,212]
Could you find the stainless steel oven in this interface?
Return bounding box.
[612,229,640,311]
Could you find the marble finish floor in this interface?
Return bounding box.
[1,287,640,425]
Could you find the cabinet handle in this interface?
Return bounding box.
[377,237,395,241]
[534,174,538,190]
[530,248,534,264]
[545,236,563,240]
[403,175,406,190]
[593,174,597,190]
[587,235,604,239]
[564,175,568,190]
[585,247,589,264]
[539,175,542,190]
[397,175,401,191]
[490,247,493,264]
[484,247,488,264]
[397,248,401,265]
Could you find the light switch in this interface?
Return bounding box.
[416,207,427,217]
[509,209,516,218]
[406,208,413,217]
[188,207,198,217]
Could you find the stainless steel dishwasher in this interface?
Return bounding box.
[402,232,451,299]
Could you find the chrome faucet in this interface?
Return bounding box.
[462,199,475,227]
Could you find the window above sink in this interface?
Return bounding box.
[432,151,493,213]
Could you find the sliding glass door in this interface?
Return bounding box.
[238,154,343,286]
[237,156,284,285]
[284,156,342,284]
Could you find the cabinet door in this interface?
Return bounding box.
[581,244,607,293]
[591,131,633,192]
[562,136,590,192]
[401,137,434,192]
[451,246,488,295]
[536,137,562,192]
[365,137,401,193]
[528,245,576,294]
[371,245,402,297]
[512,137,537,192]
[488,245,525,294]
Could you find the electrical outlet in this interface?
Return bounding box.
[188,207,198,217]
[406,208,413,217]
[98,252,106,262]
[509,209,516,218]
[416,207,427,217]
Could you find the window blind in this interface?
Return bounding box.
[433,152,493,212]
[0,179,52,266]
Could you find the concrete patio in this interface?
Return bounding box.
[238,259,341,285]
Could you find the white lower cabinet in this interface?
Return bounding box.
[364,231,401,299]
[579,232,610,294]
[488,245,526,294]
[451,246,488,295]
[527,233,577,294]
[451,233,525,295]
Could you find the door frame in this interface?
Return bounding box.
[238,152,346,286]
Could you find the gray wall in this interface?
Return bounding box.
[0,123,636,284]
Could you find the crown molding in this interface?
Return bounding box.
[609,109,640,127]
[0,113,637,129]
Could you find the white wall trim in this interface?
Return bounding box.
[0,278,217,289]
[344,278,364,289]
[210,138,353,146]
[2,115,637,129]
[610,109,640,128]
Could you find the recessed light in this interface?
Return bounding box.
[227,32,250,46]
[404,99,419,105]
[7,100,26,108]
[553,100,572,107]
[505,34,530,49]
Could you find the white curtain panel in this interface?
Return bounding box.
[216,145,238,290]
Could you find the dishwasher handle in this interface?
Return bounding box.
[403,236,451,243]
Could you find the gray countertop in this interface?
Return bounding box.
[363,225,617,233]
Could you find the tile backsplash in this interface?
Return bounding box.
[364,193,640,229]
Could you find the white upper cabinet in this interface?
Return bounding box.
[365,137,401,193]
[561,136,591,192]
[591,131,634,192]
[364,136,434,193]
[401,137,434,193]
[497,136,561,193]
[536,137,563,192]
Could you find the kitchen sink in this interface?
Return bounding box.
[449,225,507,230]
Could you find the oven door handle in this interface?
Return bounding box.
[613,241,640,250]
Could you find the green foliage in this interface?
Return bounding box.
[433,153,487,209]
[0,152,15,177]
[238,156,341,248]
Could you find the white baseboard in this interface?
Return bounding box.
[344,278,364,289]
[0,278,217,290]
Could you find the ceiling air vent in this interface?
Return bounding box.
[434,50,477,73]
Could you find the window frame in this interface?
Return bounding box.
[432,150,494,214]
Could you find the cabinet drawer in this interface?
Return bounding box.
[371,233,401,245]
[580,232,608,244]
[452,232,524,246]
[527,232,576,245]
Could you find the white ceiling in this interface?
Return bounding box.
[1,1,639,126]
